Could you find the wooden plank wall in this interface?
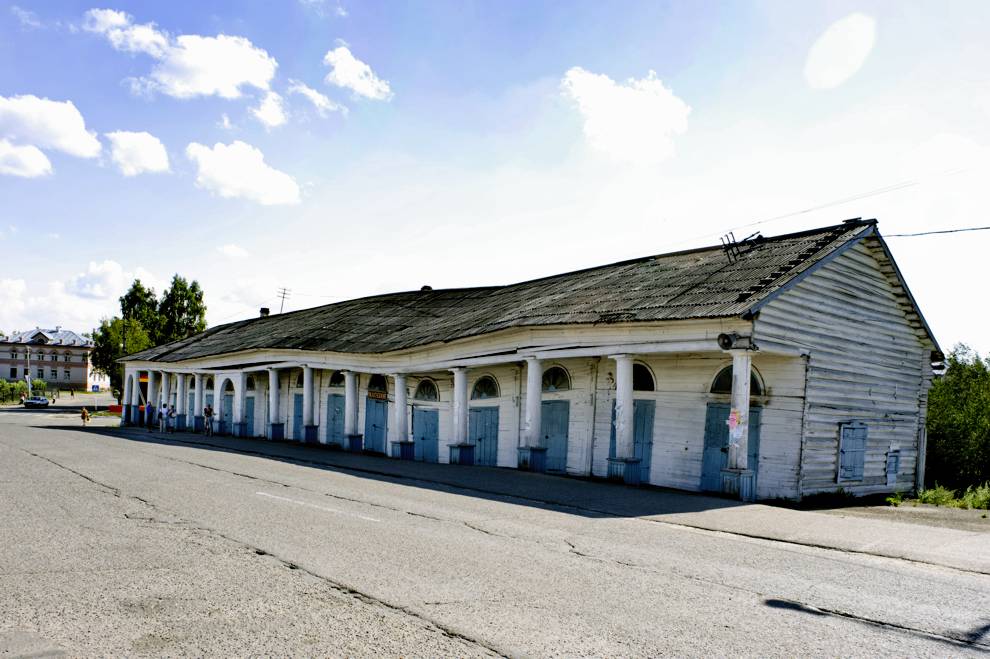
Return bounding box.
[754,240,932,496]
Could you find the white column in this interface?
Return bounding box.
[146,370,158,409]
[161,372,172,410]
[392,374,408,442]
[176,375,187,415]
[613,354,634,458]
[451,368,469,444]
[523,358,543,447]
[344,370,359,436]
[728,350,753,470]
[233,371,247,429]
[302,365,314,427]
[129,369,141,422]
[193,373,204,418]
[268,368,280,427]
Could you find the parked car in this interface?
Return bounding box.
[23,396,50,408]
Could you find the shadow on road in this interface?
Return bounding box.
[47,424,747,520]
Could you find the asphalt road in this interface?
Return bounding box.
[2,409,989,657]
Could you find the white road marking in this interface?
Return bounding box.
[255,491,381,522]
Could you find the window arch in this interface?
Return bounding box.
[414,379,439,401]
[710,365,764,396]
[295,372,304,388]
[542,366,570,392]
[328,371,345,387]
[471,375,499,400]
[246,376,255,391]
[633,363,654,391]
[223,379,234,393]
[188,376,196,390]
[368,374,387,393]
[205,377,214,390]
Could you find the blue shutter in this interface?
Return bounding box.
[838,423,867,482]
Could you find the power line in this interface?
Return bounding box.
[886,226,990,237]
[276,287,291,313]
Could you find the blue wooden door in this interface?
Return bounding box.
[292,393,304,440]
[326,394,345,444]
[244,397,255,437]
[413,407,439,462]
[701,403,761,491]
[364,398,388,453]
[542,400,570,472]
[205,393,214,409]
[470,407,499,466]
[609,400,656,483]
[222,394,233,435]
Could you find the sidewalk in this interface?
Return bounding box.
[110,425,990,575]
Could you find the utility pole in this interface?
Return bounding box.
[276,287,291,314]
[25,346,32,396]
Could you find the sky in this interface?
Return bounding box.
[1,1,988,355]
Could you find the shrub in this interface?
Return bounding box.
[916,485,957,507]
[957,483,990,510]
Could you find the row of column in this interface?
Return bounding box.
[123,350,754,473]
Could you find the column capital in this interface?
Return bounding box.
[608,353,634,363]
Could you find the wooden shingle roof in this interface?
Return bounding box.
[127,219,891,362]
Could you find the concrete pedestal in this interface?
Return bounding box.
[347,433,363,452]
[121,404,131,425]
[517,446,548,473]
[607,457,642,485]
[269,422,284,440]
[449,443,475,466]
[233,422,247,437]
[194,415,205,433]
[721,468,756,501]
[304,425,319,443]
[176,415,186,432]
[391,441,415,460]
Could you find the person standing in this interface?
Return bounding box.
[204,403,214,436]
[167,405,176,433]
[80,407,89,426]
[158,402,167,433]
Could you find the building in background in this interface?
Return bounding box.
[0,327,109,391]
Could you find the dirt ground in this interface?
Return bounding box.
[821,502,990,532]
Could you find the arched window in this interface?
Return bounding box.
[329,371,345,387]
[471,375,499,400]
[189,376,196,390]
[295,372,304,388]
[224,380,234,393]
[368,374,387,393]
[414,379,439,401]
[710,366,764,396]
[205,377,214,390]
[542,366,570,392]
[246,376,255,390]
[633,363,654,391]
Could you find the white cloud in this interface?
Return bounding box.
[0,139,52,178]
[561,67,690,166]
[104,130,170,176]
[323,45,392,101]
[287,79,347,117]
[84,9,277,99]
[219,113,233,130]
[186,140,300,205]
[11,6,42,29]
[251,91,288,128]
[299,0,347,18]
[217,244,250,259]
[0,278,27,321]
[0,94,101,158]
[67,260,128,299]
[804,13,877,90]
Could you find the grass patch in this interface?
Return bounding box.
[892,483,990,510]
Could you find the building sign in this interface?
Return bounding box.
[368,391,387,400]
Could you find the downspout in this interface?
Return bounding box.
[795,353,812,500]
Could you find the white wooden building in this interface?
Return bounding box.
[120,219,940,501]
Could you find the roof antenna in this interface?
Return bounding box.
[720,232,741,264]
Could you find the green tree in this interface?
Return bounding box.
[90,317,152,398]
[119,279,160,341]
[926,344,990,489]
[158,275,207,344]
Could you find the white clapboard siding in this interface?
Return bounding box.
[587,353,806,499]
[755,239,932,497]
